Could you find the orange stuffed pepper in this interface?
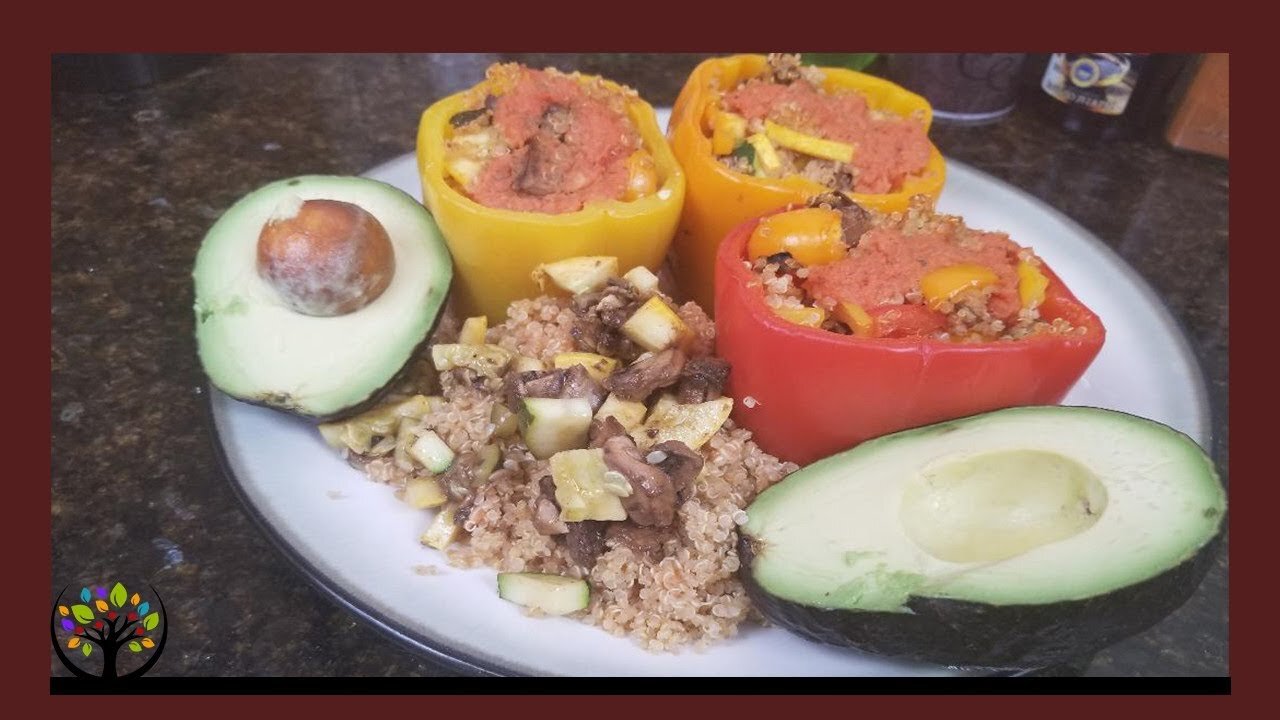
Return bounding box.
[668,53,946,312]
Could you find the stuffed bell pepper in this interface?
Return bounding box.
[715,194,1105,465]
[669,53,946,312]
[418,63,685,321]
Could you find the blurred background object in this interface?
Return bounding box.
[53,54,218,92]
[885,53,1027,125]
[1165,54,1229,159]
[1029,53,1196,142]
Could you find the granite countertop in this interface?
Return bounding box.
[51,54,1228,678]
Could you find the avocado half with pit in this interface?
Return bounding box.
[739,406,1225,670]
[194,176,452,421]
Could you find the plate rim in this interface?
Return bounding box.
[206,153,1217,678]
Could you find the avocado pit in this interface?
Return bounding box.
[256,198,395,316]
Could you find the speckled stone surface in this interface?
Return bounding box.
[51,54,1227,678]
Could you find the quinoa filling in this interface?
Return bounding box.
[710,53,932,195]
[443,64,658,215]
[318,266,797,650]
[747,194,1087,342]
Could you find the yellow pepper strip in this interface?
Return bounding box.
[764,120,855,163]
[747,207,846,266]
[1018,260,1050,309]
[747,133,782,176]
[418,73,686,322]
[772,305,827,328]
[920,264,1001,308]
[669,54,946,314]
[712,112,747,155]
[834,301,876,337]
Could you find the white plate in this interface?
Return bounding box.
[208,112,1211,676]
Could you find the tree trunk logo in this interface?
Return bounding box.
[50,582,167,679]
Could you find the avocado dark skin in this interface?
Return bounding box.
[738,524,1225,671]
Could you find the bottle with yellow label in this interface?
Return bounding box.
[1040,53,1147,140]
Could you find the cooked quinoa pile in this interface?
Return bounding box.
[323,283,797,650]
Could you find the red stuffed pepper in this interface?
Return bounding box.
[715,194,1105,466]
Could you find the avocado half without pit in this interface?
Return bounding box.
[738,406,1226,670]
[194,176,452,421]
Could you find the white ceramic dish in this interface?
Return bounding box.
[208,113,1211,676]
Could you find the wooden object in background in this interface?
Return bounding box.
[1165,54,1229,159]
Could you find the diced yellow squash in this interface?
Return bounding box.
[594,393,649,431]
[635,397,734,450]
[445,156,483,189]
[771,305,827,328]
[318,395,437,454]
[474,443,503,484]
[920,264,1001,308]
[490,403,519,439]
[834,302,876,337]
[511,355,545,374]
[622,265,661,296]
[764,120,855,163]
[645,392,679,421]
[549,448,627,522]
[431,343,514,377]
[421,504,459,550]
[621,297,690,352]
[1018,260,1050,309]
[712,112,748,155]
[393,423,418,471]
[459,316,488,345]
[404,476,449,509]
[747,133,782,176]
[554,352,619,383]
[623,151,658,202]
[532,256,619,295]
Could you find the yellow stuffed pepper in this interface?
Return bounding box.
[669,54,947,313]
[418,64,686,322]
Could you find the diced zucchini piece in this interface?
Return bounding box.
[553,352,619,383]
[459,315,488,345]
[511,355,545,374]
[431,343,514,377]
[621,297,690,352]
[622,265,661,296]
[404,476,449,509]
[497,572,590,616]
[532,256,619,295]
[549,448,627,522]
[635,397,733,450]
[763,120,855,163]
[421,504,459,550]
[409,430,455,473]
[490,403,519,439]
[519,397,595,459]
[474,443,503,484]
[594,393,649,431]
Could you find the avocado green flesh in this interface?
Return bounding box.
[193,176,451,419]
[743,406,1225,611]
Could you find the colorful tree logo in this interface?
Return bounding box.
[50,582,167,679]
